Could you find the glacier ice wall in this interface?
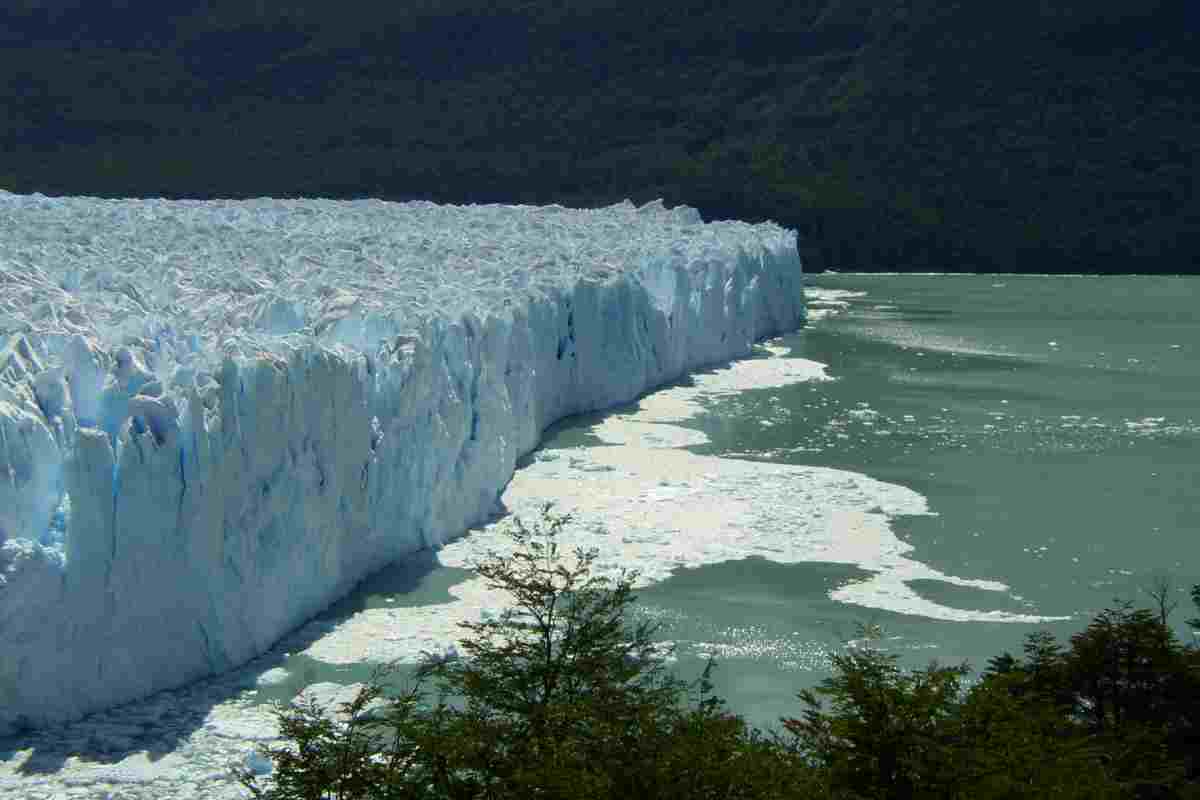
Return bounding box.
[0,192,804,734]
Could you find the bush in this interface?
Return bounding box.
[782,626,1125,800]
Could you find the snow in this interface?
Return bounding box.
[0,191,805,734]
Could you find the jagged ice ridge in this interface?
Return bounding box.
[0,191,805,734]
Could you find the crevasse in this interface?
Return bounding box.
[0,193,804,734]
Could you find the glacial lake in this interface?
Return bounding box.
[4,274,1198,798]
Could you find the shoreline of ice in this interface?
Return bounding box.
[0,193,805,734]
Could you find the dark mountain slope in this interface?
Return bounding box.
[1,0,1195,273]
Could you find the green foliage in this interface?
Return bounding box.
[949,675,1113,799]
[975,603,1200,799]
[246,680,424,800]
[782,628,1117,799]
[1064,604,1200,796]
[781,603,1200,799]
[784,634,968,798]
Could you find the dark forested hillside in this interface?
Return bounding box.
[2,0,1196,273]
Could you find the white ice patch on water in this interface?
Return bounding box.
[805,288,867,306]
[605,344,830,428]
[847,403,879,422]
[254,668,290,688]
[589,419,710,448]
[802,288,868,321]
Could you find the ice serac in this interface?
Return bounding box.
[0,192,805,733]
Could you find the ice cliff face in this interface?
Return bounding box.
[0,192,804,734]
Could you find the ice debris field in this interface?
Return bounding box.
[0,190,806,735]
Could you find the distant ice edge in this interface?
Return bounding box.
[0,197,804,734]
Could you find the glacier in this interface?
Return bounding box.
[0,190,804,734]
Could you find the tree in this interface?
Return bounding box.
[1142,573,1181,629]
[239,677,424,800]
[784,625,1125,799]
[781,626,970,799]
[983,604,1200,798]
[1062,603,1200,796]
[404,503,694,799]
